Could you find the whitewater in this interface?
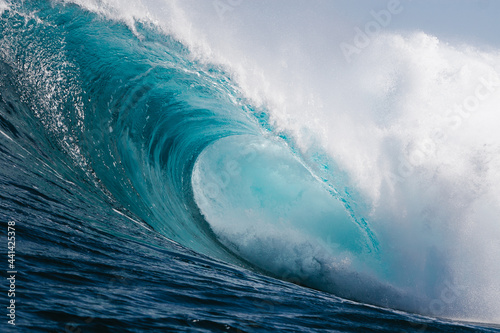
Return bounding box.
[1,0,500,332]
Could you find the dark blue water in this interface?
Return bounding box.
[1,1,499,332]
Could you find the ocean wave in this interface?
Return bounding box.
[2,0,500,324]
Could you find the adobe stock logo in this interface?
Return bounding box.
[385,70,500,187]
[213,0,244,21]
[340,0,407,63]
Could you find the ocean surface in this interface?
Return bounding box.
[1,1,500,332]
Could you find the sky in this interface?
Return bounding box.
[334,0,500,48]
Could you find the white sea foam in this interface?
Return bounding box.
[0,0,10,15]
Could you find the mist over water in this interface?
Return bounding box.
[5,0,500,325]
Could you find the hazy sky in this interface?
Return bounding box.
[333,0,500,48]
